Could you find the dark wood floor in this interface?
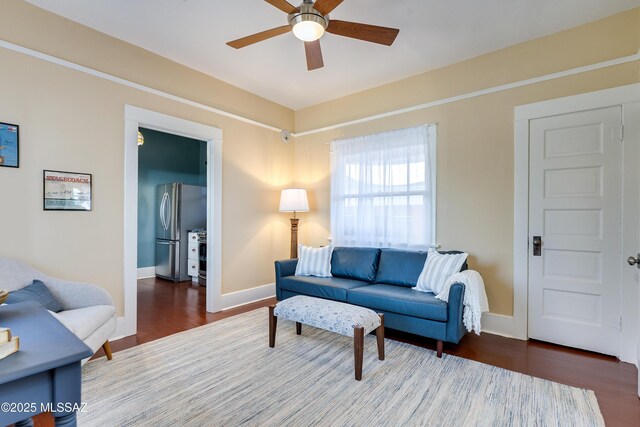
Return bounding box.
[39,277,639,426]
[92,277,276,357]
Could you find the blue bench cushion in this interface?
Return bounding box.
[278,276,369,302]
[346,284,448,321]
[375,248,427,287]
[331,247,381,283]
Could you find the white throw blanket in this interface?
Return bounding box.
[435,270,489,335]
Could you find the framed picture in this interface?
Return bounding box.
[0,122,19,168]
[43,170,92,211]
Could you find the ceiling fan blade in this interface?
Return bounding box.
[326,20,399,46]
[313,0,344,15]
[304,40,324,71]
[227,25,291,49]
[264,0,298,14]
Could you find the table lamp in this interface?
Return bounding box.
[279,188,309,258]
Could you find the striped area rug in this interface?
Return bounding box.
[80,308,604,426]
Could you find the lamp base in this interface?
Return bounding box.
[290,218,300,259]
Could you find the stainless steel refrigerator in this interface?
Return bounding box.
[155,183,206,282]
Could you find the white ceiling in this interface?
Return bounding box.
[25,0,640,110]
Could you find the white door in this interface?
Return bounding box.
[620,102,640,396]
[528,106,623,356]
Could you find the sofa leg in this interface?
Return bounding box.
[436,340,443,358]
[102,340,113,360]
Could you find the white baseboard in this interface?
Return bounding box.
[137,267,155,279]
[481,312,520,339]
[218,288,520,341]
[110,316,127,341]
[220,283,275,311]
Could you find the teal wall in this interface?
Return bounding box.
[137,128,207,268]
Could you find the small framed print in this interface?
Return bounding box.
[43,170,92,211]
[0,122,19,168]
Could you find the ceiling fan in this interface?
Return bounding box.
[226,0,400,71]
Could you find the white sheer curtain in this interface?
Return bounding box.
[330,125,436,249]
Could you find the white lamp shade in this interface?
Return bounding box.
[279,188,309,212]
[292,21,325,42]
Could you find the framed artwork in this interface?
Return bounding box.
[43,170,92,211]
[0,122,19,168]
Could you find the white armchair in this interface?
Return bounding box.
[0,257,116,363]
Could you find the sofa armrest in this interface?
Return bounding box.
[42,275,115,311]
[274,259,298,300]
[275,259,298,279]
[445,283,467,343]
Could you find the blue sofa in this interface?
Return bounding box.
[275,247,468,357]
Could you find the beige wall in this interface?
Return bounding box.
[293,9,640,316]
[1,1,638,319]
[0,1,296,314]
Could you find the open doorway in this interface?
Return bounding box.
[136,128,208,321]
[123,106,222,338]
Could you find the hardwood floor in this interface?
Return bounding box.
[92,277,276,358]
[38,277,639,426]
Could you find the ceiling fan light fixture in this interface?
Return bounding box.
[289,3,328,42]
[292,20,325,41]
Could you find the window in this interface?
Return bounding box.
[330,125,436,249]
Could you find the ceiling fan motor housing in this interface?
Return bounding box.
[288,3,329,32]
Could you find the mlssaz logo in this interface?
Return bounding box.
[40,402,88,413]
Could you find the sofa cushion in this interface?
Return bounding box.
[346,284,448,321]
[49,305,116,340]
[375,249,427,287]
[330,247,381,283]
[7,279,63,312]
[279,276,369,302]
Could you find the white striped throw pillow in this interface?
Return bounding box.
[295,244,333,277]
[415,251,468,294]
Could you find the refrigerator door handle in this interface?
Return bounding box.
[159,193,165,231]
[160,192,168,231]
[164,193,172,232]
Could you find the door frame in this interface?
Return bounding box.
[513,83,640,364]
[123,105,223,337]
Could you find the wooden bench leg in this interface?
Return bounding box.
[437,340,444,358]
[269,305,277,348]
[102,340,113,360]
[296,322,302,335]
[376,314,385,361]
[354,326,364,381]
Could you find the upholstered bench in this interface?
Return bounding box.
[269,295,384,380]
